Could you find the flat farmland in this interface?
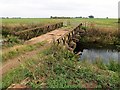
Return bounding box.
[2,18,64,48]
[1,18,120,89]
[2,18,118,31]
[2,18,62,33]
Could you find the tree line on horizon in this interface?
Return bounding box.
[50,15,94,19]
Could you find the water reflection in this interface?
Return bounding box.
[74,42,119,63]
[79,49,119,63]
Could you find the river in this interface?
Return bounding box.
[74,42,119,63]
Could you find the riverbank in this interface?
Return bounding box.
[2,44,120,89]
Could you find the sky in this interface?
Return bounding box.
[0,0,119,18]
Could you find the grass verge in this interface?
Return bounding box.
[2,41,46,62]
[2,44,120,89]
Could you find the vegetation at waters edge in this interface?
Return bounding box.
[79,23,120,45]
[2,44,120,89]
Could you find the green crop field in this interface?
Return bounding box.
[2,18,118,33]
[2,18,118,27]
[2,18,61,24]
[2,18,62,33]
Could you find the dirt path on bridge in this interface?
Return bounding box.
[1,28,70,75]
[26,28,69,45]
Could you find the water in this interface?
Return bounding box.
[74,42,119,63]
[79,49,119,63]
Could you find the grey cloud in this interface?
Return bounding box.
[0,0,119,18]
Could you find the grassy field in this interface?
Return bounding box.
[2,18,118,28]
[2,18,61,24]
[72,18,118,27]
[2,18,63,49]
[2,18,120,89]
[60,18,118,28]
[2,18,61,27]
[2,18,61,35]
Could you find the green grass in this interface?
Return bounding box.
[75,18,119,46]
[62,18,118,28]
[2,18,61,24]
[2,66,31,89]
[2,41,46,62]
[2,18,61,32]
[2,18,118,28]
[2,18,119,88]
[2,44,120,89]
[2,18,64,48]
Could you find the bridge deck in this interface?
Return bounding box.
[26,27,70,45]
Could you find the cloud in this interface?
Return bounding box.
[0,0,119,18]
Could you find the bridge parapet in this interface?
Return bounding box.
[56,23,84,52]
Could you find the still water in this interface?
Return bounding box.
[79,49,119,63]
[74,43,119,63]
